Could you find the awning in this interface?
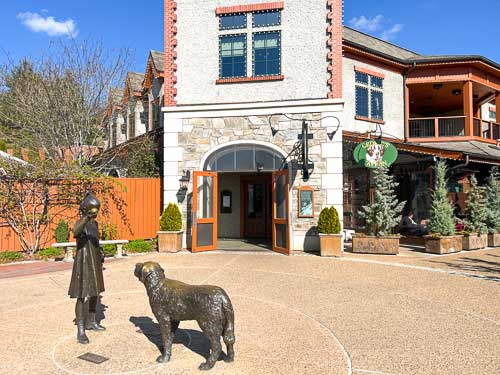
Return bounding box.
[343,131,500,165]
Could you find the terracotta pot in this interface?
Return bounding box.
[462,233,488,251]
[488,233,500,248]
[425,235,463,254]
[352,235,400,255]
[319,234,343,257]
[157,231,183,253]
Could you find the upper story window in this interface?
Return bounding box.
[220,34,247,78]
[489,109,496,122]
[253,10,281,27]
[219,13,247,30]
[355,71,384,121]
[253,32,281,76]
[217,8,282,80]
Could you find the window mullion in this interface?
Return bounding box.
[246,13,253,78]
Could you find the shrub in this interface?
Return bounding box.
[38,247,63,259]
[0,140,7,152]
[485,167,500,234]
[358,165,405,236]
[317,207,341,234]
[160,203,182,232]
[0,251,23,262]
[428,160,456,237]
[125,239,153,253]
[101,222,118,241]
[462,175,487,235]
[102,244,117,257]
[54,220,70,243]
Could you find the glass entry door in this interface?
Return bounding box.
[192,171,218,252]
[272,170,291,255]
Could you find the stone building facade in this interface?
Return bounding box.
[162,0,344,253]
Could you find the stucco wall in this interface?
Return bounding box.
[343,56,405,140]
[175,0,330,104]
[217,173,241,238]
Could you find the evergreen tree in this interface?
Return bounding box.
[485,167,500,234]
[428,160,456,236]
[358,165,405,236]
[462,175,487,234]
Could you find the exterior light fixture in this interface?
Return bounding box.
[452,89,462,96]
[179,170,190,191]
[271,125,279,137]
[433,83,443,90]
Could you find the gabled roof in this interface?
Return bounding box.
[343,26,420,61]
[150,50,164,72]
[126,72,145,93]
[109,87,124,105]
[343,26,500,72]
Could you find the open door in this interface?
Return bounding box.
[272,169,291,255]
[192,171,218,252]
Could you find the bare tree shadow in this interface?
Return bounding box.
[129,316,211,360]
[428,255,500,282]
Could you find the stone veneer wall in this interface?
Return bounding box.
[173,113,337,251]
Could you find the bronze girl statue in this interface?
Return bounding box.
[68,192,106,344]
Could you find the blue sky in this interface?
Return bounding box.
[0,0,499,73]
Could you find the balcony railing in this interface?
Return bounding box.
[474,118,500,140]
[409,116,500,142]
[409,116,465,138]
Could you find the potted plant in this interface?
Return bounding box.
[461,175,488,250]
[318,207,343,257]
[485,167,500,247]
[353,165,405,255]
[158,203,183,253]
[425,161,463,254]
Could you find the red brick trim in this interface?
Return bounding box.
[216,2,284,15]
[327,0,343,99]
[354,66,385,79]
[216,75,284,84]
[355,115,386,125]
[164,0,178,107]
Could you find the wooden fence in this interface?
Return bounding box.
[0,178,161,252]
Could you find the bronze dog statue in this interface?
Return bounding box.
[134,262,235,370]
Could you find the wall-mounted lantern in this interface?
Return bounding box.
[179,170,191,191]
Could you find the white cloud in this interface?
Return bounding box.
[380,24,403,41]
[349,15,384,32]
[17,12,78,37]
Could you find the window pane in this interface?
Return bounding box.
[371,90,384,120]
[253,10,281,27]
[255,150,275,170]
[236,149,254,170]
[371,76,383,89]
[356,86,369,118]
[220,14,246,30]
[217,152,235,171]
[253,32,281,77]
[275,175,287,219]
[219,35,247,78]
[355,71,369,84]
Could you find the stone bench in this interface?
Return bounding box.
[52,240,130,262]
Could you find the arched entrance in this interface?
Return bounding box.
[192,143,290,255]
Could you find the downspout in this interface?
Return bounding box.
[403,62,417,142]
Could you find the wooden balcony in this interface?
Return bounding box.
[408,116,500,143]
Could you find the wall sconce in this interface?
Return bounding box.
[179,170,190,191]
[452,89,462,96]
[270,125,279,137]
[433,83,443,90]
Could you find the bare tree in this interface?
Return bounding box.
[0,38,132,168]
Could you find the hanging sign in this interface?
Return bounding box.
[353,140,398,169]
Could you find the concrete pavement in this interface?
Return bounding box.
[0,249,499,375]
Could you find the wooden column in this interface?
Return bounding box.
[495,92,500,123]
[405,84,410,140]
[463,81,474,136]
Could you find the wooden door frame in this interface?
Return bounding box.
[272,169,291,255]
[192,171,218,253]
[240,174,272,239]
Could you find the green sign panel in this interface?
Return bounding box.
[353,140,398,169]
